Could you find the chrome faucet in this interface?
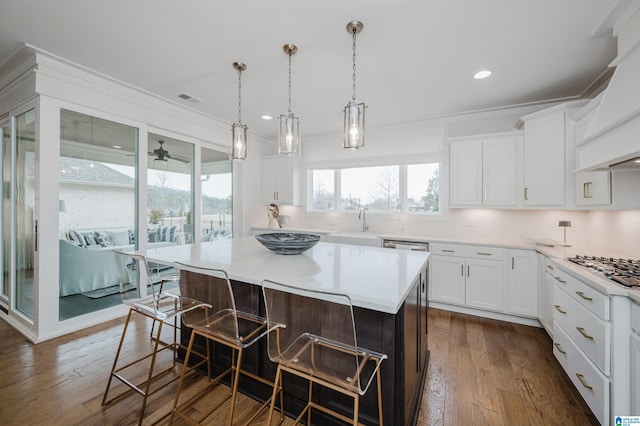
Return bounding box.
[358,208,369,232]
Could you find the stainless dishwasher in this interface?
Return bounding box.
[382,239,429,251]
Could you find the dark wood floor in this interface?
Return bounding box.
[0,308,598,425]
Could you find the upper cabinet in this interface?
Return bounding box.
[262,155,302,205]
[522,109,567,206]
[450,133,520,208]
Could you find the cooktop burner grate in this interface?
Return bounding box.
[566,255,640,288]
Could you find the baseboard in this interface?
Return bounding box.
[428,302,543,327]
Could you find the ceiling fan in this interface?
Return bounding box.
[150,140,189,163]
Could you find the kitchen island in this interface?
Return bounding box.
[142,236,430,425]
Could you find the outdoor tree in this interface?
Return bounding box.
[368,168,399,210]
[421,168,439,212]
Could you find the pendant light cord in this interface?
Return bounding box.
[237,67,243,124]
[351,28,357,102]
[288,51,293,114]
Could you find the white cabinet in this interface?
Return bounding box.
[507,249,537,317]
[632,301,640,415]
[429,243,505,313]
[522,109,566,206]
[465,257,504,311]
[261,156,301,205]
[575,171,611,206]
[450,134,518,207]
[550,261,613,425]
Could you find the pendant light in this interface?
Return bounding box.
[230,61,248,160]
[278,44,301,155]
[343,20,366,150]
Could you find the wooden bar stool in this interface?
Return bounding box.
[102,250,207,426]
[170,263,282,425]
[262,280,387,426]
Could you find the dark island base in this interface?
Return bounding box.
[179,270,429,425]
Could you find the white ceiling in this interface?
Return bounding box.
[0,0,618,141]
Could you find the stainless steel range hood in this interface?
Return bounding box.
[576,0,640,171]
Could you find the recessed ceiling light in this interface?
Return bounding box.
[473,70,493,79]
[262,115,273,120]
[113,145,122,149]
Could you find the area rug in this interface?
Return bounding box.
[81,282,171,299]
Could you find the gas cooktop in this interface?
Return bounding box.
[566,255,640,288]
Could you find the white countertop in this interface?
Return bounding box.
[140,236,430,314]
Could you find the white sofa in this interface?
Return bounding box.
[59,227,178,296]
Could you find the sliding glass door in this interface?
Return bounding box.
[58,109,138,320]
[14,108,36,320]
[1,122,9,306]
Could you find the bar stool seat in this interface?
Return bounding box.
[170,263,282,426]
[262,280,387,426]
[102,250,207,426]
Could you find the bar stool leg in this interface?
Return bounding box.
[169,330,198,425]
[137,319,164,426]
[102,309,134,406]
[377,368,384,426]
[227,348,244,426]
[267,365,283,425]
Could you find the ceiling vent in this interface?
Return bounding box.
[178,93,200,103]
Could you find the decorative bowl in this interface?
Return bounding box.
[255,233,321,255]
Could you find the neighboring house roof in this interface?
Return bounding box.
[23,152,134,186]
[59,157,134,186]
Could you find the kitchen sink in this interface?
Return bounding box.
[326,231,381,247]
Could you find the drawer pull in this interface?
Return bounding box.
[576,327,594,340]
[554,305,567,314]
[477,252,492,256]
[554,342,566,354]
[546,265,554,270]
[575,291,593,301]
[575,373,593,390]
[442,249,455,253]
[554,276,567,283]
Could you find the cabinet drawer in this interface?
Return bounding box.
[429,243,505,260]
[633,301,640,335]
[549,265,609,320]
[553,323,609,425]
[553,284,610,375]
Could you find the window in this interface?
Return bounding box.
[309,163,439,214]
[309,169,334,211]
[201,147,232,241]
[341,166,399,212]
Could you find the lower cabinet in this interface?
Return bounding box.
[429,243,504,312]
[429,243,538,321]
[507,249,537,317]
[632,301,640,415]
[403,265,429,421]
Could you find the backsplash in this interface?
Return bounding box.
[268,207,640,257]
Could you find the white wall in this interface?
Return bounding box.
[253,104,640,255]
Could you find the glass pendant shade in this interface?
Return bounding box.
[278,112,300,155]
[231,122,247,160]
[229,61,247,160]
[342,101,365,149]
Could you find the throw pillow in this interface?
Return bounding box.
[70,230,87,247]
[128,229,136,245]
[108,230,130,246]
[94,231,113,247]
[147,229,159,243]
[83,232,98,246]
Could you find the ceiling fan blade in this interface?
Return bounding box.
[168,154,190,163]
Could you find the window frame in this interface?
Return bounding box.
[307,162,441,215]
